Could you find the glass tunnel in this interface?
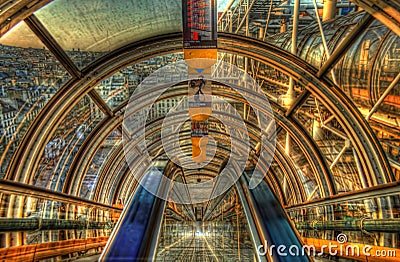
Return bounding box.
[0,0,399,261]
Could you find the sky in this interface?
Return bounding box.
[218,0,232,12]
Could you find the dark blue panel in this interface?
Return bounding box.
[245,175,310,261]
[103,172,162,261]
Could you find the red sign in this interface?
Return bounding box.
[183,0,217,49]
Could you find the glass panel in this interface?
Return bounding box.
[95,53,183,110]
[290,194,400,250]
[104,161,128,205]
[34,0,183,68]
[0,190,115,260]
[33,95,104,191]
[80,129,122,199]
[338,23,388,105]
[276,128,319,200]
[218,53,294,105]
[270,160,298,206]
[0,21,71,178]
[349,28,400,177]
[294,94,362,192]
[372,32,400,109]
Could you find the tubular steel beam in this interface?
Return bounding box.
[367,30,392,104]
[101,132,301,207]
[24,14,82,79]
[285,181,400,211]
[296,219,400,232]
[285,89,311,118]
[74,85,317,204]
[217,0,236,24]
[0,218,110,231]
[95,145,125,203]
[0,0,52,36]
[115,112,310,203]
[64,114,122,195]
[274,114,335,197]
[219,32,394,184]
[366,71,400,121]
[6,33,182,183]
[351,0,400,37]
[100,154,129,205]
[317,12,374,78]
[110,155,131,205]
[0,179,121,211]
[312,0,338,85]
[88,89,114,117]
[96,118,296,205]
[235,0,259,34]
[113,157,143,205]
[95,84,329,199]
[8,33,393,201]
[219,84,333,197]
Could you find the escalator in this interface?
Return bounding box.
[100,168,167,261]
[101,169,310,261]
[237,173,310,262]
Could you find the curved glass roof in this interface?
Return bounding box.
[35,0,183,52]
[1,7,397,196]
[0,1,399,257]
[0,0,400,256]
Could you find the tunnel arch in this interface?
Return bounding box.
[5,33,393,207]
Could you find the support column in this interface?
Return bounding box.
[245,0,250,37]
[322,0,337,21]
[287,0,300,104]
[280,19,287,33]
[229,11,233,33]
[259,26,265,39]
[284,0,300,159]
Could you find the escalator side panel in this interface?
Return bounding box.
[241,174,310,262]
[101,171,164,261]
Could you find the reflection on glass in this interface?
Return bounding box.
[290,194,400,250]
[33,95,104,191]
[270,160,298,206]
[368,31,400,175]
[0,191,115,259]
[65,49,105,69]
[0,22,71,178]
[218,53,292,104]
[95,53,183,110]
[277,129,320,200]
[80,129,121,199]
[105,161,128,205]
[34,0,183,68]
[294,94,362,192]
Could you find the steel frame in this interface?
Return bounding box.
[5,33,392,205]
[1,0,398,220]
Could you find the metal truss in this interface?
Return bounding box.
[2,0,399,219]
[5,33,393,207]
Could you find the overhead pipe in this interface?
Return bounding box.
[0,218,110,231]
[296,218,400,232]
[322,0,337,21]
